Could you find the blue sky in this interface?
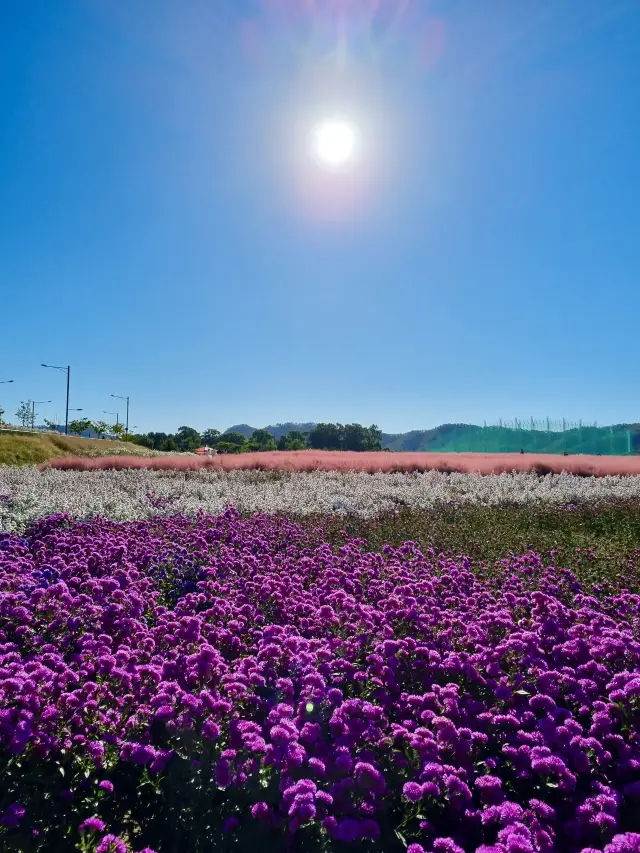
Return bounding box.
[1,0,639,434]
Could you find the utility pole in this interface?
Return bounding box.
[111,394,129,434]
[32,400,51,429]
[41,364,71,434]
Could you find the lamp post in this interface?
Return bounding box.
[0,381,13,428]
[111,394,129,434]
[41,364,71,435]
[104,410,119,426]
[32,400,52,429]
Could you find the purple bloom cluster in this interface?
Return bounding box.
[0,509,639,852]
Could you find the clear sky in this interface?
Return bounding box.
[1,0,639,434]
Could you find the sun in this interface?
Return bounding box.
[313,120,357,167]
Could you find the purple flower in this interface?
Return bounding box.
[475,775,504,805]
[604,835,640,853]
[251,802,270,821]
[99,781,114,794]
[354,761,385,795]
[80,817,106,834]
[215,759,233,788]
[432,840,465,853]
[335,818,361,843]
[222,816,240,833]
[202,720,221,740]
[1,803,26,828]
[403,781,424,802]
[361,819,381,840]
[96,836,127,853]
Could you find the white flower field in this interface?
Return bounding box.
[2,466,640,532]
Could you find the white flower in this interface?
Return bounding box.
[2,467,640,533]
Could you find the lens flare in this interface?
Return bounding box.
[313,120,357,166]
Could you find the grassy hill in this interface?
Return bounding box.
[0,430,160,466]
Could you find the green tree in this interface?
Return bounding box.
[15,400,33,428]
[43,418,59,432]
[129,433,154,448]
[202,428,221,447]
[250,429,277,451]
[111,423,126,440]
[175,426,202,452]
[343,423,368,451]
[0,406,5,425]
[222,432,246,448]
[340,423,383,451]
[69,418,93,437]
[147,432,169,450]
[364,424,383,451]
[277,430,308,451]
[216,440,244,454]
[308,423,343,450]
[93,420,110,439]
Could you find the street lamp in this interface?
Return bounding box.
[111,394,129,434]
[41,364,71,435]
[32,400,51,429]
[103,410,119,426]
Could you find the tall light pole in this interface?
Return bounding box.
[32,400,51,429]
[111,394,129,434]
[41,364,71,435]
[0,380,13,428]
[104,410,119,426]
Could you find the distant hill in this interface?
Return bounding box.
[225,423,317,441]
[226,422,640,455]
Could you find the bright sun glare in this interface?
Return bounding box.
[314,120,356,167]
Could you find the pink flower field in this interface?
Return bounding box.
[39,451,640,477]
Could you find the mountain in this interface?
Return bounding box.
[224,424,256,440]
[225,422,640,455]
[225,423,317,441]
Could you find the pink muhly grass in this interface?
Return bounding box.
[37,451,640,477]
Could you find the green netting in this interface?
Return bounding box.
[424,421,636,455]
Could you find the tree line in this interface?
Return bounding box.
[128,423,383,453]
[1,402,383,453]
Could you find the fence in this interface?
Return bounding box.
[434,419,636,456]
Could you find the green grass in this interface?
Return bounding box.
[298,501,640,592]
[0,431,151,466]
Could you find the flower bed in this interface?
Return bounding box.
[37,450,640,476]
[1,510,639,852]
[3,467,640,533]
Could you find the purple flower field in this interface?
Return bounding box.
[1,509,639,852]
